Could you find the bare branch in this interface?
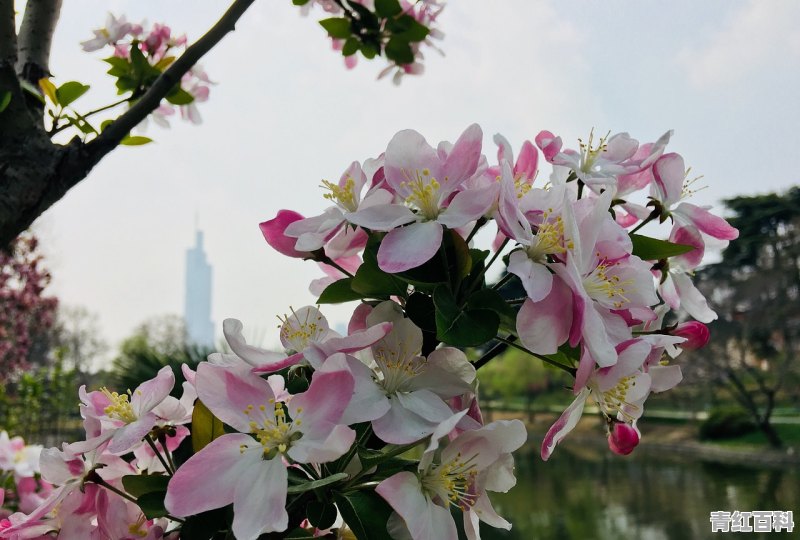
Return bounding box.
[16,0,63,83]
[0,0,17,64]
[87,0,255,160]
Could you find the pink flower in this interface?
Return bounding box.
[376,419,527,540]
[220,305,391,374]
[541,339,682,460]
[73,366,175,455]
[650,153,739,242]
[81,13,135,51]
[347,124,495,272]
[164,360,356,540]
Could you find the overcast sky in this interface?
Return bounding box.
[28,0,800,366]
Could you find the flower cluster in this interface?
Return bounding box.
[0,433,49,520]
[81,13,212,126]
[4,123,733,539]
[298,0,445,84]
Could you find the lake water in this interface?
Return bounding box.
[480,441,799,540]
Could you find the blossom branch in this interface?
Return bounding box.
[87,0,255,160]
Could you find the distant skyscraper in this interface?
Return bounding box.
[184,229,214,348]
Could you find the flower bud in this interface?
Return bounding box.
[672,321,710,351]
[608,422,639,456]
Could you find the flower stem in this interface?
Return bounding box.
[494,335,576,375]
[145,435,174,475]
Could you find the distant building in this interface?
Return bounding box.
[184,229,214,348]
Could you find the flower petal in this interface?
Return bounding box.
[377,221,443,273]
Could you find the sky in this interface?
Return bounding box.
[24,0,800,367]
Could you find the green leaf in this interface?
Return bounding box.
[121,474,170,498]
[121,135,153,146]
[55,81,90,107]
[384,37,414,65]
[360,43,378,59]
[292,0,312,5]
[375,0,402,17]
[352,251,408,299]
[306,501,338,529]
[0,91,11,113]
[104,56,131,78]
[286,472,349,494]
[137,491,168,519]
[319,17,352,39]
[20,80,45,103]
[405,291,439,353]
[391,15,430,42]
[191,399,225,453]
[342,37,360,57]
[433,286,499,347]
[466,288,515,328]
[166,87,195,106]
[334,491,394,540]
[630,233,695,260]
[318,277,362,304]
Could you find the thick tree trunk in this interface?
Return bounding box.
[758,420,783,449]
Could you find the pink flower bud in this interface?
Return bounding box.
[608,422,639,456]
[673,321,710,351]
[259,210,313,259]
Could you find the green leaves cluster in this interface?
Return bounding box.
[316,0,430,66]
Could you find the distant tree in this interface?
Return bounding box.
[0,233,58,381]
[111,314,208,396]
[690,187,800,448]
[50,304,108,373]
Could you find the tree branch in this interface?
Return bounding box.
[16,0,63,83]
[87,0,255,161]
[0,0,16,64]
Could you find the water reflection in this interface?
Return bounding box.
[481,442,799,540]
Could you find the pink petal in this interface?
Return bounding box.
[196,362,276,433]
[514,140,539,180]
[165,434,260,517]
[669,225,704,269]
[377,221,443,273]
[107,413,157,454]
[438,184,498,228]
[442,123,483,183]
[131,366,175,417]
[289,363,354,434]
[288,424,355,463]
[516,276,572,355]
[232,457,288,538]
[376,472,458,540]
[651,153,685,206]
[259,210,312,258]
[345,204,417,231]
[674,202,739,241]
[507,252,553,302]
[223,318,293,371]
[540,390,588,461]
[385,129,443,194]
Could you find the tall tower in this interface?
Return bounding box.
[184,229,214,348]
